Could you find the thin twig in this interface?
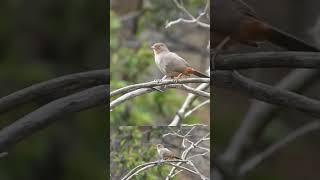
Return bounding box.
[185,100,210,118]
[166,0,210,28]
[169,83,209,126]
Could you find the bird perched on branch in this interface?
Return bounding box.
[151,42,209,80]
[157,144,181,160]
[212,0,319,52]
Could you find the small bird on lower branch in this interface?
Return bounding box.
[151,42,209,80]
[157,144,181,160]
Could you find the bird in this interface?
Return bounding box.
[151,42,209,80]
[212,0,319,52]
[156,144,181,160]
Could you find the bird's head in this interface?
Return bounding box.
[156,144,164,150]
[151,42,169,54]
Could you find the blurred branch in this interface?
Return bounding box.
[214,52,320,69]
[0,69,108,114]
[185,99,210,118]
[0,85,108,153]
[169,83,209,126]
[212,70,320,118]
[166,0,210,29]
[110,78,210,111]
[238,121,320,176]
[219,69,319,169]
[0,152,8,159]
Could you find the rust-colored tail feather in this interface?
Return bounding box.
[191,69,209,78]
[165,156,181,160]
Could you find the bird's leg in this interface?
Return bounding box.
[174,73,183,83]
[212,36,230,70]
[154,75,167,83]
[159,75,168,90]
[157,157,163,165]
[161,75,168,81]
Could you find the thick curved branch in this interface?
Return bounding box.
[214,52,320,69]
[110,80,210,111]
[212,70,320,118]
[0,85,108,152]
[238,121,320,176]
[111,78,209,97]
[0,69,108,114]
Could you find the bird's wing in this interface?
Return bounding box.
[162,148,177,159]
[164,52,190,73]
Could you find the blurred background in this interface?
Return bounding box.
[110,126,210,179]
[110,0,210,126]
[214,0,320,179]
[0,1,106,179]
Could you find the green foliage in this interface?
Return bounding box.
[110,11,121,49]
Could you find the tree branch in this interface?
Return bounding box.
[0,69,108,114]
[219,69,319,167]
[166,132,210,179]
[120,160,191,180]
[214,52,320,69]
[166,0,210,29]
[0,85,108,152]
[212,70,320,118]
[110,79,210,111]
[111,78,209,97]
[169,83,210,126]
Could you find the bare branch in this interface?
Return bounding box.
[214,52,320,69]
[166,0,210,29]
[166,132,210,179]
[111,78,209,97]
[169,83,210,126]
[220,69,319,167]
[185,99,210,118]
[0,69,108,114]
[212,70,320,118]
[0,85,108,152]
[120,160,194,180]
[110,80,210,111]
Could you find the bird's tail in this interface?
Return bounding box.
[190,68,209,78]
[268,25,319,52]
[166,156,181,160]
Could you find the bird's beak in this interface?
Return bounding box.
[150,45,155,49]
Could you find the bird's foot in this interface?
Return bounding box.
[154,79,162,83]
